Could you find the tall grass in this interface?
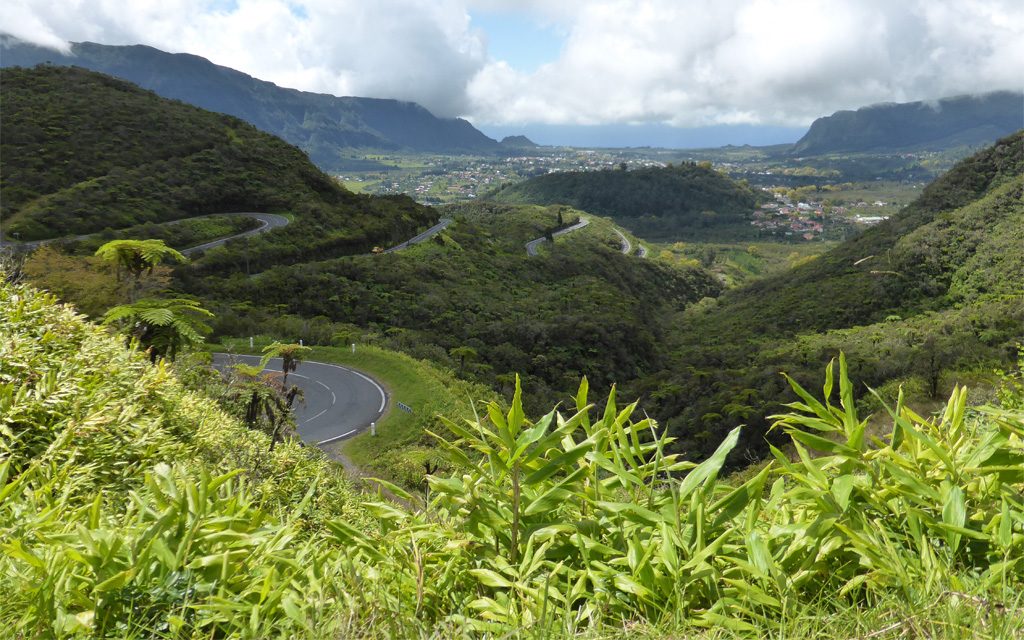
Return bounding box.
[330,357,1024,636]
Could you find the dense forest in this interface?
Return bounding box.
[487,162,763,240]
[0,66,435,263]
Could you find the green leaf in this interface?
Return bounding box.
[93,569,132,593]
[524,439,593,484]
[711,463,771,529]
[613,574,653,599]
[999,499,1013,548]
[942,485,967,552]
[788,429,858,458]
[678,426,740,500]
[831,474,856,512]
[525,467,588,516]
[470,568,514,588]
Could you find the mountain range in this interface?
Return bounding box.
[789,91,1023,155]
[3,37,1020,161]
[0,37,502,170]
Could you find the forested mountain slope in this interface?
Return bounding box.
[0,66,434,262]
[487,163,762,241]
[0,38,500,169]
[790,91,1023,155]
[181,204,720,412]
[642,131,1024,461]
[708,131,1024,337]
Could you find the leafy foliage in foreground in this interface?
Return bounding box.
[0,280,370,636]
[2,280,1022,637]
[334,362,1024,635]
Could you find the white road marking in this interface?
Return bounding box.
[310,361,388,416]
[317,429,357,445]
[307,407,331,422]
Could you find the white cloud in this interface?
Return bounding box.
[467,0,1024,126]
[0,0,488,117]
[2,0,1021,126]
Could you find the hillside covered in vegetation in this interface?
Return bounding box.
[182,203,720,413]
[642,131,1024,461]
[487,163,763,241]
[0,65,435,262]
[3,277,1023,638]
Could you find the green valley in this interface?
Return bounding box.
[2,55,1023,639]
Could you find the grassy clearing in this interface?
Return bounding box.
[339,178,382,193]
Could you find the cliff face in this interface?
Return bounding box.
[790,91,1023,155]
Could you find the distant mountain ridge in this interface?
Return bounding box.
[790,91,1023,155]
[0,37,501,170]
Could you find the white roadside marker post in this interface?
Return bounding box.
[370,422,376,437]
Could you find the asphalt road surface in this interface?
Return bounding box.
[212,353,388,445]
[525,217,591,256]
[382,218,453,253]
[181,213,290,255]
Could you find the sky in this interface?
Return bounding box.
[2,0,1022,147]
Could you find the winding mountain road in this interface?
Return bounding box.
[181,213,290,255]
[382,218,453,253]
[525,217,591,256]
[3,212,291,254]
[525,217,650,259]
[4,212,454,260]
[212,353,388,445]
